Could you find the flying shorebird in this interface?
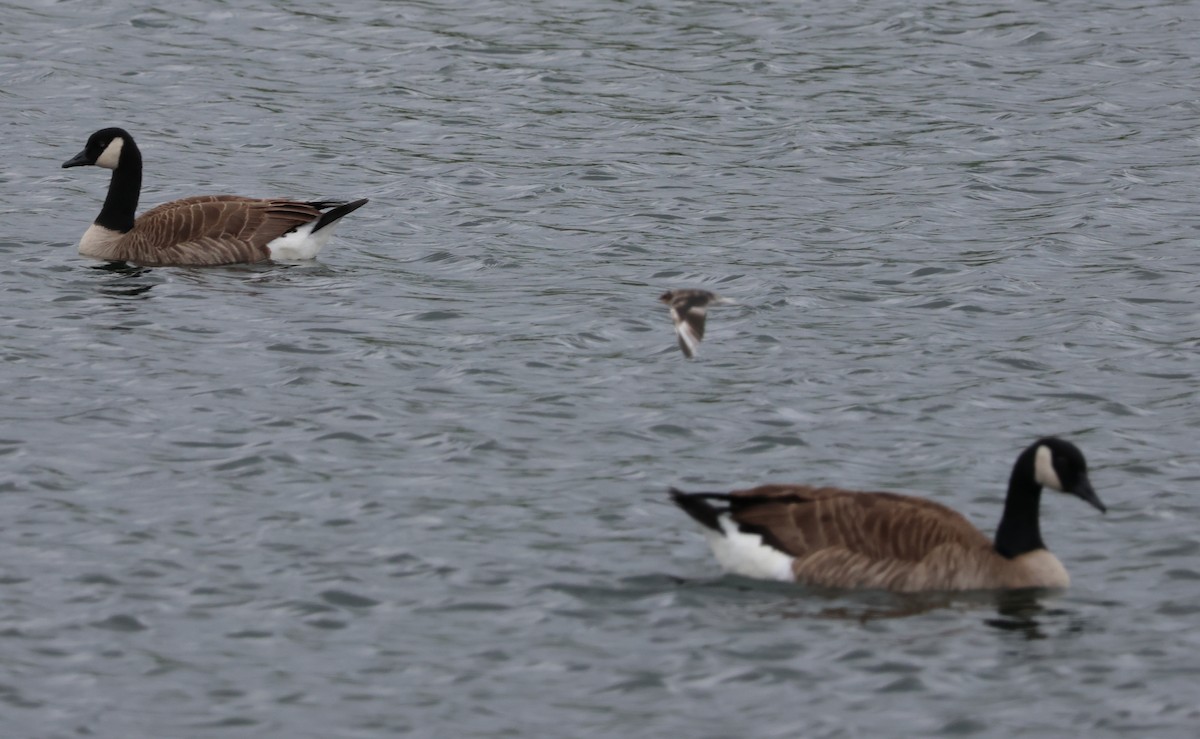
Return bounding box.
[659,289,731,358]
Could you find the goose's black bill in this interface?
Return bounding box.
[1071,477,1106,513]
[62,150,91,168]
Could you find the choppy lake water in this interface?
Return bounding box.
[3,0,1199,736]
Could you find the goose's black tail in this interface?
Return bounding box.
[311,198,369,232]
[668,488,732,532]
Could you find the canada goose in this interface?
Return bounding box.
[61,127,368,266]
[659,289,732,358]
[670,437,1106,592]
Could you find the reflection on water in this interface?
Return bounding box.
[757,582,1075,641]
[813,592,966,624]
[671,574,1068,634]
[90,261,156,299]
[89,261,142,276]
[984,590,1057,640]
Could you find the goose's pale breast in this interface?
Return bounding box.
[78,224,123,260]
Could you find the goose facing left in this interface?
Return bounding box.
[62,127,368,266]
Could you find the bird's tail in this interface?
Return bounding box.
[311,198,369,232]
[668,488,733,532]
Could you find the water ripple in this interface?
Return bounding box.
[2,0,1198,736]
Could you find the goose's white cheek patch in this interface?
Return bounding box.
[96,137,124,169]
[1034,445,1063,491]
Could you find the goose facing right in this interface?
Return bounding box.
[62,127,368,266]
[670,437,1106,592]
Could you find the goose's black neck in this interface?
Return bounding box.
[96,139,142,234]
[993,445,1045,558]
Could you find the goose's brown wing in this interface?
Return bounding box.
[727,485,994,589]
[128,196,322,266]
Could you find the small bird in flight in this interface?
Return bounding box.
[659,289,732,358]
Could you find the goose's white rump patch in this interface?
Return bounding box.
[704,515,794,581]
[266,220,334,261]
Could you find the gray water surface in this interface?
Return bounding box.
[3,0,1199,736]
